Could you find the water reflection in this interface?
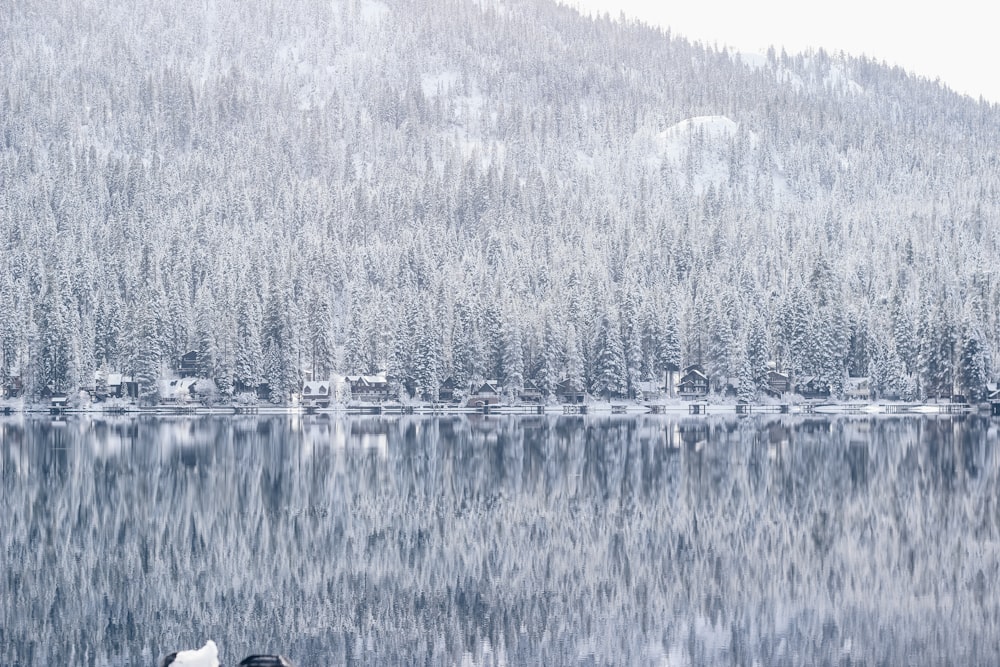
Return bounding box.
[1,415,998,666]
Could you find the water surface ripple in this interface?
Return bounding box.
[1,415,998,665]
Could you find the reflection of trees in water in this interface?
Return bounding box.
[1,416,998,666]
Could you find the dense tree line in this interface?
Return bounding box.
[1,0,998,402]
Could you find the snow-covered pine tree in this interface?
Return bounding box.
[261,274,300,402]
[233,285,263,396]
[591,313,627,399]
[536,315,562,399]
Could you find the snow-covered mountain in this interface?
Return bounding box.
[1,0,997,402]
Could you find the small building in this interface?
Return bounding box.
[347,374,392,402]
[765,370,791,398]
[796,377,831,400]
[518,379,543,404]
[302,380,333,408]
[989,387,1000,415]
[163,377,198,403]
[845,377,872,401]
[50,393,69,413]
[677,365,709,400]
[179,351,199,378]
[467,380,502,408]
[634,379,662,400]
[555,379,586,404]
[105,373,138,399]
[438,377,459,403]
[2,375,24,399]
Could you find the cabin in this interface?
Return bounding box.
[438,377,459,403]
[105,373,138,399]
[302,380,333,408]
[2,375,24,399]
[845,377,872,401]
[346,374,392,402]
[466,380,502,408]
[518,379,543,404]
[163,377,198,403]
[50,393,69,413]
[989,387,1000,415]
[179,350,199,378]
[796,377,831,400]
[765,370,791,398]
[555,378,586,404]
[634,379,662,400]
[677,365,709,399]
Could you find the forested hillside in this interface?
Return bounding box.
[2,0,998,402]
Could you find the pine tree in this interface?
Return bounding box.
[591,314,627,399]
[620,290,643,399]
[959,327,988,402]
[737,356,757,402]
[536,316,562,399]
[233,285,263,395]
[306,286,335,380]
[451,302,485,391]
[34,275,77,396]
[502,317,524,401]
[261,275,300,402]
[132,294,161,405]
[565,323,585,395]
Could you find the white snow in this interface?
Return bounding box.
[648,115,741,194]
[421,71,461,98]
[360,0,389,22]
[167,640,219,667]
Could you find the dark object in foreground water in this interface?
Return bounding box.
[237,656,295,667]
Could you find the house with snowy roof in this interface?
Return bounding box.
[346,374,392,402]
[555,379,585,404]
[466,380,502,408]
[765,370,791,398]
[179,350,199,377]
[162,377,198,403]
[438,377,459,403]
[795,377,831,400]
[677,365,709,399]
[302,380,333,408]
[518,379,543,404]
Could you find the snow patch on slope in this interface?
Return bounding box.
[422,71,461,98]
[359,0,390,22]
[649,116,741,195]
[735,52,863,97]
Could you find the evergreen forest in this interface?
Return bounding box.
[2,0,998,403]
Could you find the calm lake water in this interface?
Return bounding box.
[1,415,998,666]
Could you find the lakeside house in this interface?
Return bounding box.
[555,379,586,404]
[795,377,831,400]
[162,378,198,403]
[845,377,872,401]
[346,374,392,402]
[765,370,791,398]
[518,379,543,404]
[677,365,709,399]
[467,381,502,408]
[179,351,199,378]
[438,377,459,403]
[302,380,333,408]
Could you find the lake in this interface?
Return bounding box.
[1,415,998,666]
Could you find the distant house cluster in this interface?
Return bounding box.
[4,349,998,411]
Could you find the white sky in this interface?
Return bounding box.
[566,0,999,103]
